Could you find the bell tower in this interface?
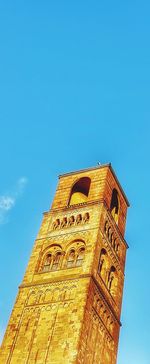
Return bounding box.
[0,164,129,364]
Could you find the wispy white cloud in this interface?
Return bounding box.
[0,177,28,224]
[15,177,28,197]
[0,196,15,211]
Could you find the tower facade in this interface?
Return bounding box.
[0,164,129,364]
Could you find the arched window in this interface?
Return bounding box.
[83,212,90,223]
[108,227,111,241]
[67,250,76,268]
[61,217,67,228]
[107,266,116,293]
[104,221,108,234]
[113,238,117,251]
[69,177,91,205]
[53,219,60,230]
[76,247,85,267]
[110,232,114,244]
[68,215,75,226]
[110,189,119,224]
[40,244,63,273]
[76,214,82,224]
[42,253,52,272]
[98,248,107,278]
[51,252,62,271]
[116,243,120,254]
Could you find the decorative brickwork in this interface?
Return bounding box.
[0,164,129,364]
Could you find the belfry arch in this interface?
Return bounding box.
[69,177,91,205]
[110,188,119,224]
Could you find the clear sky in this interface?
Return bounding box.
[0,1,150,363]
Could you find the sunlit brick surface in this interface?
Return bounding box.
[0,164,129,364]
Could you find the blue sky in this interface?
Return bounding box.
[0,1,150,363]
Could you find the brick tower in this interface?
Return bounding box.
[0,164,129,364]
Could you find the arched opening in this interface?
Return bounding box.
[104,221,108,234]
[76,214,82,224]
[69,177,91,205]
[108,227,111,241]
[42,253,52,272]
[68,215,75,226]
[107,266,116,293]
[83,212,90,223]
[39,244,63,273]
[67,250,76,268]
[110,232,114,244]
[98,248,107,279]
[76,247,85,267]
[53,219,60,230]
[51,252,62,271]
[61,217,67,228]
[110,189,119,224]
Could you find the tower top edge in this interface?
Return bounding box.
[58,163,111,178]
[59,163,130,207]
